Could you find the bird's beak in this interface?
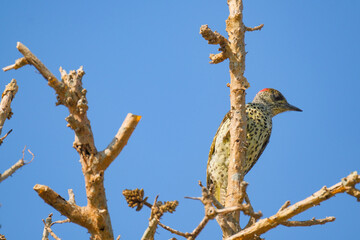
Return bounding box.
[286,103,302,112]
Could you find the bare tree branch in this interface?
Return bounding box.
[200,1,266,237]
[50,218,71,227]
[158,222,189,238]
[245,24,264,32]
[281,217,335,227]
[2,57,28,72]
[345,187,360,201]
[226,172,360,240]
[42,220,61,240]
[0,129,12,146]
[41,213,69,240]
[0,79,18,136]
[141,196,160,240]
[277,200,291,213]
[98,113,141,171]
[67,189,76,205]
[224,1,249,234]
[0,146,33,183]
[5,42,141,239]
[199,25,230,64]
[34,185,91,230]
[42,213,53,240]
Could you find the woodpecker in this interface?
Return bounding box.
[207,88,302,204]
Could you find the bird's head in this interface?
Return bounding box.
[252,88,302,116]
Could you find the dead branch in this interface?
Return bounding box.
[42,213,70,240]
[157,222,189,238]
[141,196,179,240]
[5,42,141,239]
[2,57,28,72]
[281,217,335,227]
[0,129,12,146]
[123,184,244,240]
[168,182,246,240]
[277,200,291,213]
[245,24,264,32]
[200,1,265,237]
[224,0,249,233]
[98,113,142,171]
[42,213,53,240]
[42,219,61,240]
[345,186,360,201]
[0,146,33,183]
[226,171,360,240]
[199,25,230,64]
[41,213,69,240]
[68,189,76,205]
[51,218,71,227]
[0,79,18,136]
[34,185,91,229]
[141,196,160,240]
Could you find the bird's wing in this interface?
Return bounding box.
[207,111,230,163]
[206,111,230,198]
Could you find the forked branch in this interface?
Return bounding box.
[4,42,141,240]
[226,172,360,240]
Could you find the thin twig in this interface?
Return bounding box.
[245,24,264,32]
[68,189,76,204]
[42,213,53,240]
[189,217,211,240]
[277,200,291,213]
[2,57,28,72]
[199,25,230,64]
[0,129,12,146]
[281,217,336,227]
[50,218,70,227]
[158,222,189,238]
[42,220,61,240]
[184,196,202,201]
[0,146,33,183]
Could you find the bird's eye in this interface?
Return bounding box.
[274,94,284,101]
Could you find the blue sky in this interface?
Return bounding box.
[1,1,359,239]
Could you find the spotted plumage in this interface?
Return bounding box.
[207,88,302,204]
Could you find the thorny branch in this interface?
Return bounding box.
[4,42,141,240]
